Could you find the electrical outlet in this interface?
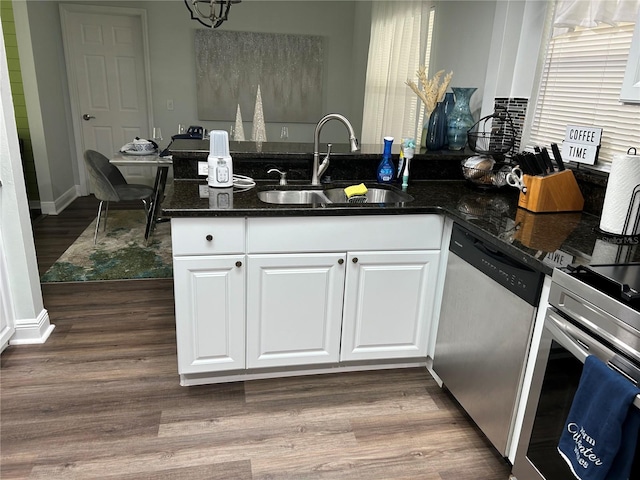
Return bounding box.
[167,99,174,111]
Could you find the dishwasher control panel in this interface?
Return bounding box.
[450,223,544,306]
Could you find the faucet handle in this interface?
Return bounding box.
[318,143,332,178]
[324,143,333,159]
[267,168,288,185]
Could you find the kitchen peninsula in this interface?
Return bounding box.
[162,140,629,387]
[162,140,640,467]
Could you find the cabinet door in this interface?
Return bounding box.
[246,253,346,368]
[340,250,440,361]
[173,255,245,373]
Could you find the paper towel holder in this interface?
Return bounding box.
[596,177,640,241]
[596,183,640,238]
[597,146,640,238]
[619,146,639,236]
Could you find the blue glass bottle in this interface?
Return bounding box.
[377,136,395,184]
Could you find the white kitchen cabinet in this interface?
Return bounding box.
[171,217,246,376]
[172,214,445,384]
[245,250,441,368]
[340,250,440,362]
[246,253,346,368]
[173,255,245,373]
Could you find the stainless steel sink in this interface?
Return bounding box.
[323,187,413,204]
[257,189,331,205]
[257,185,413,205]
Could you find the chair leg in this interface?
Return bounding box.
[94,201,104,245]
[103,201,109,231]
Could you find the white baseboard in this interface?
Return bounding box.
[10,308,55,345]
[39,185,79,215]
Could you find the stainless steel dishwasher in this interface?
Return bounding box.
[433,223,544,457]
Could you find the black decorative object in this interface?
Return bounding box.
[184,0,241,29]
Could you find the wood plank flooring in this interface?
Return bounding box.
[1,197,512,479]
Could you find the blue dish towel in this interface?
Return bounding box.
[558,355,640,480]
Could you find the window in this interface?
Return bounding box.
[361,2,434,144]
[527,20,640,169]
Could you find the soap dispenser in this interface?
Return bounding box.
[377,136,395,184]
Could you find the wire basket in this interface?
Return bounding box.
[462,161,513,189]
[467,108,517,156]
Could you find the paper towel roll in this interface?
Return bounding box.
[599,151,640,235]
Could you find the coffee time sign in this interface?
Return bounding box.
[561,125,603,165]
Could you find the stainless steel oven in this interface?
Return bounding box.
[512,264,640,479]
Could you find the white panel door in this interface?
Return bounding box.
[246,253,346,368]
[340,250,441,362]
[173,255,245,374]
[61,6,151,186]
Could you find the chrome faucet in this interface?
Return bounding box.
[312,113,359,185]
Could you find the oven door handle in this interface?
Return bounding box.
[545,310,640,409]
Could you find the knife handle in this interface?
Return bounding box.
[540,147,555,173]
[551,143,566,171]
[526,151,544,175]
[515,152,533,175]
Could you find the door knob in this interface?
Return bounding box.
[82,114,95,121]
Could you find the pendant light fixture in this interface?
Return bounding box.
[184,0,241,29]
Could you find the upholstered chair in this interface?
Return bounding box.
[83,150,154,244]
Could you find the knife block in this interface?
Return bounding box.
[518,170,584,213]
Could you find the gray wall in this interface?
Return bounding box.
[17,0,508,212]
[144,0,368,143]
[429,1,497,119]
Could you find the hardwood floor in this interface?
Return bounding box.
[1,197,512,479]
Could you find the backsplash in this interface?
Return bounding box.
[573,167,608,217]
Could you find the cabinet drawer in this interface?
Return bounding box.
[247,215,443,253]
[172,217,245,255]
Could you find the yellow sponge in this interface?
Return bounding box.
[344,183,368,199]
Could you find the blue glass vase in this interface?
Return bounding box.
[441,92,454,147]
[447,87,477,150]
[425,101,447,151]
[426,93,455,150]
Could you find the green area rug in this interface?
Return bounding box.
[41,210,173,282]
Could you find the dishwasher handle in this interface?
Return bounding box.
[473,238,533,273]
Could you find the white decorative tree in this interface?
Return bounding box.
[234,104,245,141]
[251,85,267,143]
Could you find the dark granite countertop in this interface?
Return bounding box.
[163,177,633,276]
[163,139,634,276]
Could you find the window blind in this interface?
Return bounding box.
[528,22,640,168]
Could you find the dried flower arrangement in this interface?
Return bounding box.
[406,67,453,115]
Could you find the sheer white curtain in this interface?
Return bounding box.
[553,0,640,35]
[361,1,432,145]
